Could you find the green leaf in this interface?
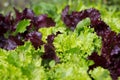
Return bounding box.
[49,60,55,68]
[14,19,30,35]
[75,18,91,35]
[89,67,112,80]
[7,52,21,67]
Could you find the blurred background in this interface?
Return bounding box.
[0,0,120,11]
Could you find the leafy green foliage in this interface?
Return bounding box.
[14,19,30,35]
[103,10,120,33]
[89,67,112,80]
[54,18,101,57]
[32,2,57,18]
[0,0,120,80]
[39,27,54,42]
[0,42,46,80]
[47,61,91,80]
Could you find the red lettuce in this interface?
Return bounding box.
[88,31,120,80]
[0,8,56,50]
[61,5,110,36]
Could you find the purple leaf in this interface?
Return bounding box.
[0,21,8,35]
[3,39,17,50]
[22,8,34,19]
[41,32,61,63]
[46,34,55,44]
[9,35,24,46]
[0,35,6,49]
[14,8,35,21]
[61,5,110,36]
[0,35,24,50]
[33,14,56,30]
[25,31,44,49]
[88,52,107,70]
[91,21,110,36]
[14,8,23,22]
[0,14,10,34]
[46,31,62,44]
[88,51,120,80]
[88,30,120,80]
[41,43,59,62]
